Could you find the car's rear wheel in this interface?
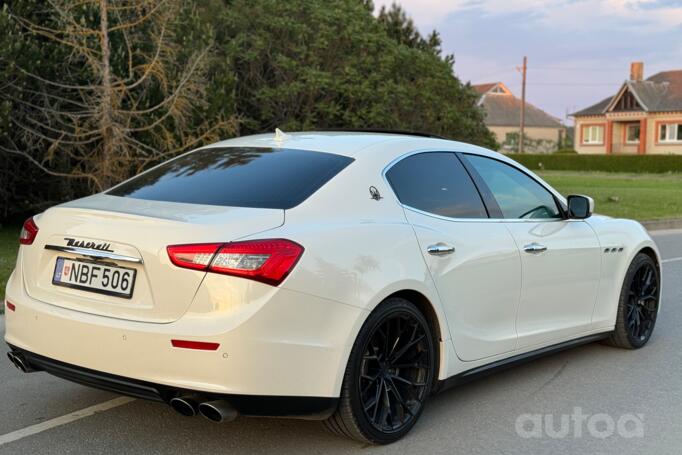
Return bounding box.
[324,297,435,444]
[606,252,660,349]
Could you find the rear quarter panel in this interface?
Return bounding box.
[275,140,446,317]
[242,140,456,380]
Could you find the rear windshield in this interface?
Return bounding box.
[108,147,354,209]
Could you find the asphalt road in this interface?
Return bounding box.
[2,230,682,454]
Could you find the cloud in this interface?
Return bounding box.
[373,0,682,119]
[374,0,682,32]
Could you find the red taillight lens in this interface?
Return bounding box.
[19,217,39,245]
[5,301,16,312]
[210,239,304,286]
[166,243,222,271]
[167,239,304,286]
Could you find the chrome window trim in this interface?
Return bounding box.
[401,204,575,224]
[381,148,570,223]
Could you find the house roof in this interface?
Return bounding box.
[573,69,682,116]
[471,82,512,96]
[473,82,563,128]
[647,70,682,111]
[472,83,498,95]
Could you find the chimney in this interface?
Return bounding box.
[630,62,644,81]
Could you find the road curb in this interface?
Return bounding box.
[641,219,682,231]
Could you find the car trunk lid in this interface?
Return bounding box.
[22,194,284,323]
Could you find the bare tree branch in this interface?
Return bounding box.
[107,0,167,32]
[0,144,103,190]
[1,0,237,201]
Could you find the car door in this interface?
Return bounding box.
[462,153,602,349]
[385,152,522,361]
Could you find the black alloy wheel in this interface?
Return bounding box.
[325,298,435,444]
[359,308,431,433]
[606,252,660,349]
[626,262,658,341]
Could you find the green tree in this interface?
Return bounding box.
[377,2,444,57]
[0,0,236,194]
[211,0,495,147]
[0,1,75,218]
[0,0,496,220]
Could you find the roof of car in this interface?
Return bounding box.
[206,131,482,159]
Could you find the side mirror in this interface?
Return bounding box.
[567,195,594,219]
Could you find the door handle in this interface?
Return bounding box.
[524,242,548,254]
[427,243,455,256]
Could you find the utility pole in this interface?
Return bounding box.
[519,56,527,153]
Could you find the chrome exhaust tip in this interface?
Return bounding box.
[6,352,18,370]
[7,352,32,373]
[169,396,201,417]
[198,400,238,423]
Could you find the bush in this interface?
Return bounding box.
[553,149,578,154]
[507,154,682,173]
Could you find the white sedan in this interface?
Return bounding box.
[4,131,661,444]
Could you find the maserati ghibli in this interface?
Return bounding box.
[4,131,661,444]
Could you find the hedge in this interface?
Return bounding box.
[507,154,682,174]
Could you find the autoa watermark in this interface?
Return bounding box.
[515,407,644,439]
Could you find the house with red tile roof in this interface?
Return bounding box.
[572,62,682,155]
[472,82,566,153]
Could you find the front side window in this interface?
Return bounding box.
[582,125,604,145]
[626,124,641,144]
[464,155,561,220]
[386,152,488,219]
[659,123,682,143]
[108,147,353,209]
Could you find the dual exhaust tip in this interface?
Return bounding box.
[169,396,238,423]
[7,352,237,423]
[7,351,34,373]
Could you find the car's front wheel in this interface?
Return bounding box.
[324,297,436,444]
[606,252,660,349]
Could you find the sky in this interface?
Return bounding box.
[374,0,682,124]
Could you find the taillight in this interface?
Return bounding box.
[5,301,16,312]
[167,243,222,271]
[19,217,39,245]
[211,239,304,286]
[166,239,304,286]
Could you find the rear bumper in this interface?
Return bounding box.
[7,346,338,419]
[4,267,367,402]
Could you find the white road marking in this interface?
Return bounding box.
[662,257,682,264]
[0,396,135,446]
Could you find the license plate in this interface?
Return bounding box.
[52,257,136,299]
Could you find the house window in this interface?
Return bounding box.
[659,123,682,143]
[582,125,604,145]
[626,124,641,144]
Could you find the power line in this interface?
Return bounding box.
[470,64,626,81]
[529,82,622,86]
[468,68,518,81]
[528,66,625,72]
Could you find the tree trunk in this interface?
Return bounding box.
[99,0,115,189]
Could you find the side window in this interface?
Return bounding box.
[464,154,561,220]
[386,152,488,219]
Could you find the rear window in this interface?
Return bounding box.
[108,147,354,209]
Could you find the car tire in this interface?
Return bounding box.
[605,252,660,349]
[324,297,436,444]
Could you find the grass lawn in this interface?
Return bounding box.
[538,171,682,221]
[0,225,20,313]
